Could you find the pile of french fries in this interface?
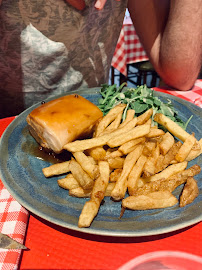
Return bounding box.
[42,104,201,228]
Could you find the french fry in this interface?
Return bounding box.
[116,117,137,132]
[87,155,97,165]
[142,144,160,177]
[159,132,175,155]
[102,117,138,139]
[128,154,147,195]
[105,147,117,156]
[64,133,111,152]
[154,113,190,142]
[64,117,138,152]
[78,200,99,227]
[168,164,200,190]
[107,157,125,169]
[191,141,201,151]
[105,182,116,196]
[180,177,199,207]
[69,182,116,198]
[109,169,122,182]
[134,165,201,196]
[151,143,160,161]
[95,104,126,136]
[42,161,70,177]
[119,109,135,128]
[122,191,178,210]
[162,141,182,162]
[153,135,163,143]
[105,150,123,159]
[69,187,92,198]
[175,134,197,162]
[73,151,98,179]
[145,139,157,151]
[91,161,110,202]
[58,174,79,190]
[78,161,110,227]
[85,146,106,161]
[69,159,94,190]
[107,124,150,148]
[111,144,143,201]
[154,154,164,173]
[142,158,156,178]
[186,138,202,161]
[137,178,145,188]
[145,118,152,126]
[137,108,153,125]
[145,161,188,182]
[142,139,156,156]
[155,141,182,173]
[146,127,165,138]
[118,137,145,155]
[100,111,122,134]
[170,160,178,165]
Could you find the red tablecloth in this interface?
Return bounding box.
[0,81,202,269]
[111,18,148,76]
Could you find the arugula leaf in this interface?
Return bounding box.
[132,101,148,114]
[98,84,192,130]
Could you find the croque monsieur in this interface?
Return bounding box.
[26,94,103,153]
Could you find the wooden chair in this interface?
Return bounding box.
[127,61,160,87]
[110,61,160,87]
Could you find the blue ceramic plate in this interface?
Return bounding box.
[0,88,201,237]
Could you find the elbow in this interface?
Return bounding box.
[158,64,200,91]
[163,76,196,91]
[175,82,195,91]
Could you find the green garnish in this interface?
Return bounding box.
[98,84,192,130]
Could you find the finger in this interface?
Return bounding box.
[94,0,107,10]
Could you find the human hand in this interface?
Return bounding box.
[95,0,120,10]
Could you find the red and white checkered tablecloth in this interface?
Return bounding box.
[154,79,202,108]
[111,21,148,76]
[0,117,29,270]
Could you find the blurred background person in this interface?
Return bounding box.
[0,0,201,118]
[0,0,127,118]
[97,0,202,91]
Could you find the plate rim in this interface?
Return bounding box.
[0,87,201,237]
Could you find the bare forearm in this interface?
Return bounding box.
[160,0,202,90]
[128,0,202,90]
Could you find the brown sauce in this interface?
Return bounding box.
[21,126,72,164]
